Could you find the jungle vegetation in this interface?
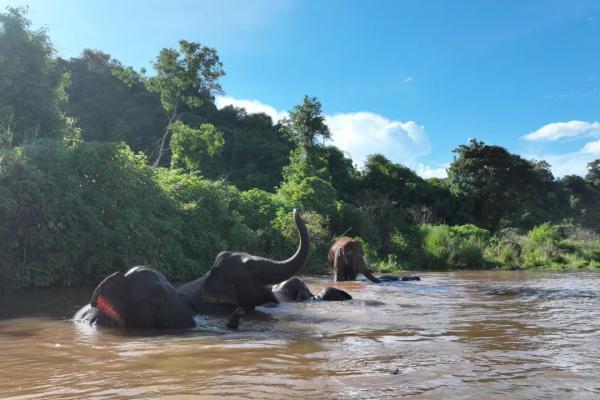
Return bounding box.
[1,8,599,291]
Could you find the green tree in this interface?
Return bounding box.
[0,7,70,146]
[448,139,542,230]
[586,159,600,187]
[62,49,166,154]
[283,95,330,147]
[170,121,224,173]
[204,105,294,191]
[146,40,224,167]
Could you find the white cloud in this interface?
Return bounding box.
[528,151,596,177]
[582,139,600,155]
[413,163,448,179]
[522,120,600,141]
[403,76,413,83]
[214,95,289,122]
[326,112,431,168]
[524,138,600,177]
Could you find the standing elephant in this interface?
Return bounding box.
[75,209,308,329]
[328,237,380,283]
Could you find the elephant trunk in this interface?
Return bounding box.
[253,209,309,285]
[355,253,381,283]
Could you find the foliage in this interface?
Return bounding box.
[146,39,224,166]
[586,159,600,187]
[0,140,191,289]
[283,95,330,147]
[1,10,600,291]
[146,40,223,114]
[62,49,166,156]
[0,7,71,145]
[170,121,224,172]
[448,139,542,230]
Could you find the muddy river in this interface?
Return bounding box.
[1,271,599,399]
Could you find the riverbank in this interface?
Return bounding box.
[369,222,600,273]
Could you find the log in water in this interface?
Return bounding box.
[1,271,599,399]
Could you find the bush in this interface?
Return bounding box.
[528,222,561,244]
[0,140,191,290]
[417,224,486,269]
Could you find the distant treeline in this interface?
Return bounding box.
[1,7,599,291]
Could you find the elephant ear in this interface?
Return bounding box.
[90,271,128,327]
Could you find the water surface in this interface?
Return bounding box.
[1,271,599,399]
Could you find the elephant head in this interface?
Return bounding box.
[272,277,353,302]
[272,277,314,302]
[328,237,380,283]
[79,266,195,329]
[178,209,310,311]
[314,287,353,301]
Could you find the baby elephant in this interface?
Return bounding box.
[328,237,380,283]
[272,277,352,302]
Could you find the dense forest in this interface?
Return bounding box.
[1,7,599,291]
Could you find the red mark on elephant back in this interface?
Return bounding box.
[96,295,125,327]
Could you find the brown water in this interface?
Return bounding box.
[1,271,599,399]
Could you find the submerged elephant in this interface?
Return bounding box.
[75,209,309,329]
[74,266,198,329]
[272,277,353,302]
[328,237,380,283]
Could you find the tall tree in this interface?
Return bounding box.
[63,49,165,154]
[447,139,541,230]
[283,95,330,148]
[586,159,600,187]
[0,7,70,146]
[146,40,224,167]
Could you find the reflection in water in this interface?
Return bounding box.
[1,271,599,399]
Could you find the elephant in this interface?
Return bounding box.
[271,277,353,302]
[73,266,197,329]
[177,208,309,313]
[328,237,380,283]
[74,209,308,329]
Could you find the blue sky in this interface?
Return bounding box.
[4,0,600,177]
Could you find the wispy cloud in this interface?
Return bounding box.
[522,120,600,141]
[214,95,440,178]
[403,76,413,83]
[521,120,600,176]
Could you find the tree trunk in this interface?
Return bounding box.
[151,107,178,168]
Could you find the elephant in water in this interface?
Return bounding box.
[74,209,309,329]
[328,237,380,283]
[328,237,421,284]
[271,277,353,302]
[74,266,198,329]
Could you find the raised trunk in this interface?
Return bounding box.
[251,209,310,284]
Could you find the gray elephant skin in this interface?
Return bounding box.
[74,209,309,329]
[272,277,353,302]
